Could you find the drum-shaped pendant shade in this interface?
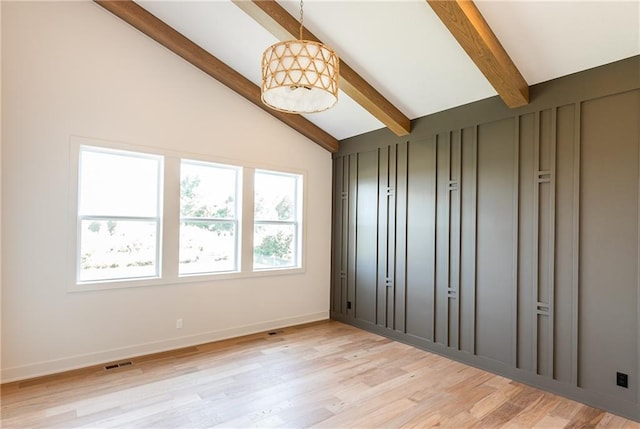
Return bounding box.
[261,40,339,114]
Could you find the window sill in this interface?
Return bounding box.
[68,266,306,293]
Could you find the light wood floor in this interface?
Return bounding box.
[1,321,638,428]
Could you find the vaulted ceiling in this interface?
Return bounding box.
[97,0,640,152]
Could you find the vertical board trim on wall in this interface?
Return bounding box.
[444,132,450,346]
[549,107,557,379]
[472,126,478,355]
[531,108,557,377]
[433,135,439,342]
[344,157,351,315]
[350,154,360,319]
[533,110,540,373]
[376,147,387,327]
[513,116,520,367]
[388,145,397,330]
[436,132,452,346]
[572,103,581,387]
[338,157,349,313]
[396,142,409,333]
[455,129,462,350]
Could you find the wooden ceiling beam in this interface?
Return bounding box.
[94,0,339,153]
[232,0,411,137]
[427,0,529,108]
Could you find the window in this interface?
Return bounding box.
[72,138,304,289]
[179,161,240,275]
[253,170,302,270]
[77,146,162,283]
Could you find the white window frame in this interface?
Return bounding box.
[253,169,303,271]
[178,159,242,276]
[68,136,305,292]
[76,145,164,284]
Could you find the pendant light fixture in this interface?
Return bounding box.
[261,0,339,114]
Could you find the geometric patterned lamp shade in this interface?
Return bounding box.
[261,39,339,114]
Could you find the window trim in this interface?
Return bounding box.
[68,136,306,292]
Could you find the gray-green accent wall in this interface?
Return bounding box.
[331,56,640,421]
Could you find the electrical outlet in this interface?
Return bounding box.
[176,318,183,329]
[616,372,628,388]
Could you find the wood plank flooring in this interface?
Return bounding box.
[1,320,638,428]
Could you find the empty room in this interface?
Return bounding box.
[1,0,639,427]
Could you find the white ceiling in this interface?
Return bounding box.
[137,0,640,141]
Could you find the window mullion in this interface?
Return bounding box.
[162,156,180,280]
[78,215,158,222]
[180,217,235,223]
[241,167,255,273]
[253,220,296,226]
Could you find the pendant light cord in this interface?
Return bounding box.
[299,0,304,40]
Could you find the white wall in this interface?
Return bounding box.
[1,1,332,382]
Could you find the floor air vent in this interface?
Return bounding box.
[104,361,132,370]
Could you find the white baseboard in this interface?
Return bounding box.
[1,311,329,383]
